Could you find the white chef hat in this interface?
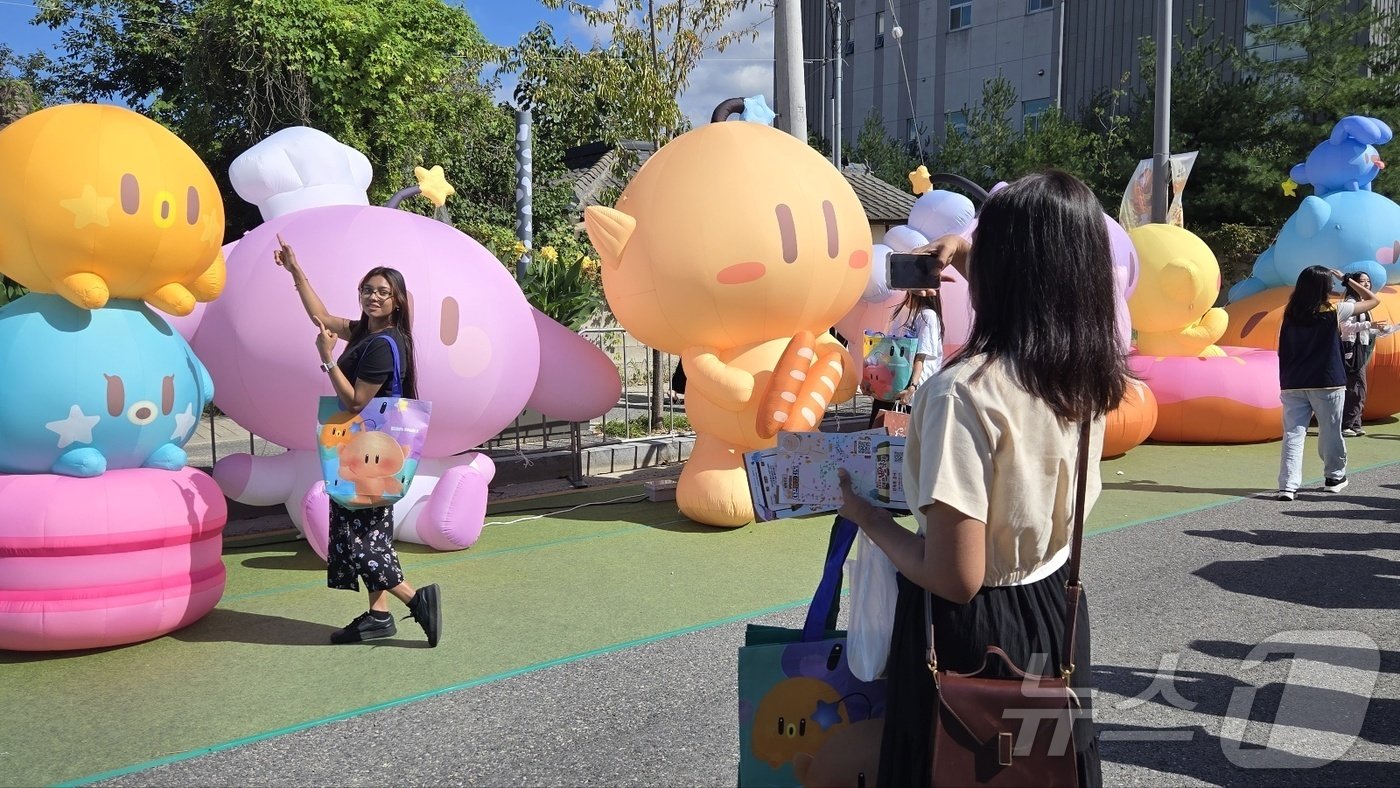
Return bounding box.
[230,126,373,221]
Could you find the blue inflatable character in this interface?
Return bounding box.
[0,294,213,477]
[1229,190,1400,302]
[1290,115,1391,196]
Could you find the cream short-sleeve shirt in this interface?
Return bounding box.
[904,355,1105,587]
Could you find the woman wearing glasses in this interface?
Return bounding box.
[273,236,443,647]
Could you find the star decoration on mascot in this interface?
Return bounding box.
[1281,177,1299,198]
[413,165,456,208]
[908,165,934,195]
[59,184,115,229]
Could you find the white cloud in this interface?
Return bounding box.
[677,3,775,126]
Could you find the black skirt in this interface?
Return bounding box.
[878,565,1102,788]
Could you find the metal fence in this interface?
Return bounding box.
[194,327,868,483]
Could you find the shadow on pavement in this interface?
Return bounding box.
[169,608,428,648]
[1193,553,1400,609]
[1184,528,1400,551]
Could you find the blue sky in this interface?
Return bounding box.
[0,0,775,125]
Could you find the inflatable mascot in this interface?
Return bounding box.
[187,127,620,557]
[0,104,226,651]
[585,98,869,526]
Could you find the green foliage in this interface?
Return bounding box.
[0,277,27,308]
[597,413,691,438]
[849,111,923,190]
[35,0,515,236]
[518,246,605,332]
[530,0,759,146]
[1197,223,1276,291]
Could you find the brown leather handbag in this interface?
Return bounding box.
[924,422,1091,787]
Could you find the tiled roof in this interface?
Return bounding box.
[840,164,916,223]
[561,143,916,224]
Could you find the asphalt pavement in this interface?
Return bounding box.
[96,464,1400,787]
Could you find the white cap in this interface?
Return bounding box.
[230,126,373,221]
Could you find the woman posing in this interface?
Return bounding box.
[837,171,1124,786]
[1276,267,1379,500]
[275,236,443,647]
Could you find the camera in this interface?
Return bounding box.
[886,252,942,290]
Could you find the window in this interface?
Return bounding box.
[949,0,972,31]
[1028,0,1053,12]
[876,10,885,34]
[946,111,968,136]
[1245,1,1306,63]
[905,117,918,141]
[1022,98,1053,130]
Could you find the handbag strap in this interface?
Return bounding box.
[802,516,860,641]
[366,334,403,398]
[926,421,1091,681]
[1060,421,1091,681]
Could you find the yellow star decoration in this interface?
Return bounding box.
[414,165,456,208]
[59,184,115,229]
[1282,178,1299,198]
[908,165,933,195]
[396,398,410,411]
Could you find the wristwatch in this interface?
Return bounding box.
[320,361,335,373]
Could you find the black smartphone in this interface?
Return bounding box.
[886,252,941,290]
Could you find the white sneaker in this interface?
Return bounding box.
[1276,490,1295,501]
[1341,429,1359,437]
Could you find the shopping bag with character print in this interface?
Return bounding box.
[316,335,432,509]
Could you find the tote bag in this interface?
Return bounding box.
[738,517,887,787]
[316,335,432,510]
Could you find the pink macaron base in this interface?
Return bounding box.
[0,467,228,652]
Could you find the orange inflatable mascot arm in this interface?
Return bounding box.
[682,346,757,412]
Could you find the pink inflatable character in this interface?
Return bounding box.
[187,128,621,557]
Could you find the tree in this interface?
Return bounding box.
[536,0,761,146]
[1132,16,1294,229]
[0,44,49,126]
[1244,0,1400,201]
[848,110,923,189]
[35,0,516,235]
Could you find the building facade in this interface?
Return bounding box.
[802,0,1398,148]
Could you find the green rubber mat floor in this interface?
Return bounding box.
[4,423,1398,787]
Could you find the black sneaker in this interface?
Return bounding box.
[331,611,396,644]
[1276,490,1295,501]
[405,584,442,647]
[1323,477,1349,493]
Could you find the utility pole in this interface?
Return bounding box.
[1151,0,1172,224]
[832,1,843,167]
[774,0,808,141]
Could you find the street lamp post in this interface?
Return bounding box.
[514,83,534,285]
[1151,0,1172,224]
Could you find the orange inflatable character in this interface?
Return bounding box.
[338,432,409,505]
[584,100,868,526]
[0,104,226,316]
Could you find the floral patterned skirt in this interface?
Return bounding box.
[326,501,405,592]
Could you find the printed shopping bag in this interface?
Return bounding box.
[861,332,918,402]
[738,517,887,787]
[316,336,432,510]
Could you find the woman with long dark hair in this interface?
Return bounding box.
[1276,266,1379,500]
[1338,272,1393,436]
[274,236,442,647]
[838,170,1125,787]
